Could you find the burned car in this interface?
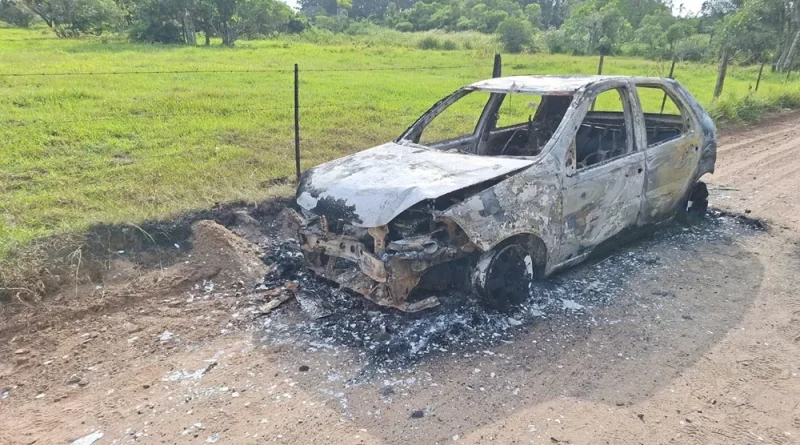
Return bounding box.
[295,75,717,311]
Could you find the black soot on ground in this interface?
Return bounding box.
[254,209,761,376]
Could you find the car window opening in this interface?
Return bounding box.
[575,88,631,170]
[635,85,688,147]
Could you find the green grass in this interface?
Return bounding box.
[2,27,800,258]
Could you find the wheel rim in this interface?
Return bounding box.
[481,244,533,310]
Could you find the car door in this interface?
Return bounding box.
[632,82,703,223]
[561,82,646,258]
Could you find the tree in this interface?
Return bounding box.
[560,0,631,55]
[129,0,187,43]
[213,0,292,46]
[496,15,533,52]
[524,3,541,28]
[0,0,35,27]
[711,0,774,97]
[665,20,693,54]
[22,0,123,37]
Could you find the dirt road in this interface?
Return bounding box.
[1,113,800,445]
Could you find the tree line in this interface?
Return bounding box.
[0,0,304,45]
[2,0,800,76]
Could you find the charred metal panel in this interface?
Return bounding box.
[296,143,535,228]
[441,155,562,271]
[641,136,702,220]
[470,75,625,95]
[561,155,645,258]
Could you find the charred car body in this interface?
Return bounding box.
[295,75,717,311]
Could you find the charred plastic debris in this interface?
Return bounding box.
[252,207,762,372]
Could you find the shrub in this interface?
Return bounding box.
[418,36,440,50]
[675,34,711,62]
[542,28,566,54]
[287,13,309,34]
[441,39,458,50]
[495,17,533,54]
[129,21,184,44]
[395,21,413,32]
[346,20,382,36]
[315,14,349,33]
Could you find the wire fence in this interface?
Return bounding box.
[2,51,796,254]
[1,54,791,166]
[0,64,491,77]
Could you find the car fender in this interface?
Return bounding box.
[441,154,563,272]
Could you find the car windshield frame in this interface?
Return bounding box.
[397,87,577,159]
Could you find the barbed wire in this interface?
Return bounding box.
[0,102,425,127]
[0,64,491,77]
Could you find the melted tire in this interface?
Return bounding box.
[678,181,709,224]
[472,243,534,312]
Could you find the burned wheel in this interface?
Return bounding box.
[679,181,709,223]
[472,243,535,311]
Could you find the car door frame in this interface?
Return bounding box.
[556,80,647,266]
[631,80,703,224]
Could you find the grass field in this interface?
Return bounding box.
[2,25,800,258]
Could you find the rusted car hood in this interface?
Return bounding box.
[296,142,535,228]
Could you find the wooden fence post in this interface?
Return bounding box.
[660,56,677,114]
[755,62,765,92]
[294,64,301,184]
[493,54,502,78]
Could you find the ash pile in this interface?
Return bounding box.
[250,209,761,374]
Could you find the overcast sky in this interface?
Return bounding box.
[277,0,707,17]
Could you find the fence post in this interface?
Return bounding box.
[493,54,502,78]
[660,56,677,114]
[294,63,301,184]
[755,62,764,92]
[597,54,605,75]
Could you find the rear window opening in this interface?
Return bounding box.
[635,85,689,146]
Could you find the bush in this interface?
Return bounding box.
[287,13,309,34]
[495,17,533,54]
[395,21,413,32]
[346,20,382,36]
[542,28,566,54]
[441,39,458,50]
[129,21,184,44]
[418,36,440,50]
[675,34,711,62]
[315,14,349,33]
[0,1,34,28]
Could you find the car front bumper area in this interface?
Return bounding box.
[297,226,444,312]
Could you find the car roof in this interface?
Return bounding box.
[468,75,666,96]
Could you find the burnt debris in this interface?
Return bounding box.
[254,210,761,375]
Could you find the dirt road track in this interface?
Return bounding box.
[712,111,800,231]
[1,113,800,445]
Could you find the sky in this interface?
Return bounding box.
[673,0,706,16]
[277,0,707,17]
